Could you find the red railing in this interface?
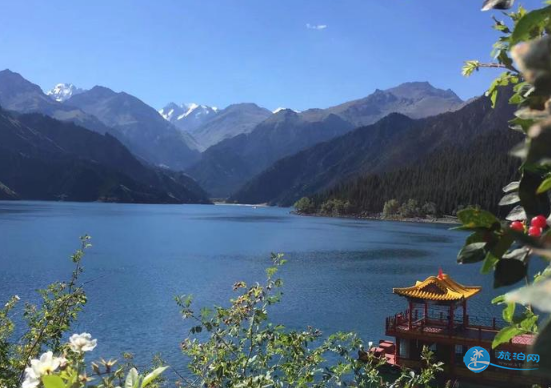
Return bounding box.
[385,309,506,341]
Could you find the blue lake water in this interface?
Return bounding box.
[0,201,503,374]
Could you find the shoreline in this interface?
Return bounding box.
[291,211,459,225]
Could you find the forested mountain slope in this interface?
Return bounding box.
[310,128,522,216]
[0,108,210,203]
[231,89,515,206]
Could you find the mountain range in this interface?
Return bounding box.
[0,107,210,203]
[230,88,515,206]
[0,70,111,135]
[2,69,502,210]
[160,102,273,150]
[187,82,464,198]
[159,102,219,133]
[65,86,200,169]
[299,82,463,126]
[0,70,200,170]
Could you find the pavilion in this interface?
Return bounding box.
[369,270,545,387]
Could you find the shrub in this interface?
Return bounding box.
[1,241,444,388]
[399,199,421,218]
[293,197,316,214]
[382,199,400,219]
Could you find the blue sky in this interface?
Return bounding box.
[0,0,543,111]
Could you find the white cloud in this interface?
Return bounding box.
[306,23,327,30]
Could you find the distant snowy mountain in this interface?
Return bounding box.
[47,83,85,102]
[66,86,201,170]
[159,102,218,132]
[272,107,299,114]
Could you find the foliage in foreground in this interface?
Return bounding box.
[456,0,551,376]
[0,237,168,388]
[177,253,443,387]
[0,240,444,388]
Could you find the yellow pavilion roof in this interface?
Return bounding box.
[393,273,481,301]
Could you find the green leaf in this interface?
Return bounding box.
[537,176,551,194]
[462,60,480,77]
[502,302,516,323]
[142,366,169,388]
[457,208,500,229]
[125,368,140,388]
[517,310,538,331]
[481,252,499,274]
[492,326,525,348]
[457,243,487,264]
[502,247,530,261]
[490,89,498,108]
[266,266,278,279]
[42,375,66,388]
[509,116,534,133]
[480,233,514,274]
[499,192,521,206]
[486,72,514,108]
[494,259,527,288]
[519,170,551,220]
[465,231,487,245]
[509,93,523,105]
[490,232,514,259]
[506,205,526,221]
[190,325,202,334]
[511,6,551,45]
[503,181,520,193]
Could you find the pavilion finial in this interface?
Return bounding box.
[438,267,444,280]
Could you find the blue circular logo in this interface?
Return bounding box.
[463,346,490,373]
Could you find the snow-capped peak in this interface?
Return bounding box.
[176,103,219,120]
[273,107,300,114]
[160,102,218,121]
[177,103,199,120]
[47,83,85,103]
[159,102,181,121]
[159,102,219,131]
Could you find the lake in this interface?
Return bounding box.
[0,201,503,375]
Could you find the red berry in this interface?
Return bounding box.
[531,215,548,229]
[528,226,542,237]
[510,221,524,232]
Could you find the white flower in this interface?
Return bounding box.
[21,373,40,388]
[69,333,97,353]
[22,351,64,388]
[21,367,40,388]
[58,355,68,368]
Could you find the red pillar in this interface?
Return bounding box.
[408,300,413,330]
